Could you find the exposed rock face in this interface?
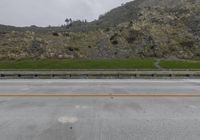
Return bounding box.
[0,0,200,59]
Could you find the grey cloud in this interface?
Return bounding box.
[0,0,132,27]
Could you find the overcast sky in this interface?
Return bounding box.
[0,0,132,27]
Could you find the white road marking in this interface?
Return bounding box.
[75,105,90,109]
[58,116,78,124]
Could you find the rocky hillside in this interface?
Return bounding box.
[94,0,195,26]
[0,0,200,60]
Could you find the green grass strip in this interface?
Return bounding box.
[160,60,200,69]
[0,59,156,70]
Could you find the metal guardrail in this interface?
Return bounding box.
[0,70,200,79]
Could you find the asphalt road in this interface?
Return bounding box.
[0,79,200,140]
[0,79,200,95]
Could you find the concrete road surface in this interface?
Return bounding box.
[0,79,200,140]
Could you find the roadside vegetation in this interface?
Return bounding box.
[160,60,200,69]
[0,59,200,70]
[0,59,156,70]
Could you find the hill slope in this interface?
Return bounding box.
[96,0,199,29]
[0,0,200,60]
